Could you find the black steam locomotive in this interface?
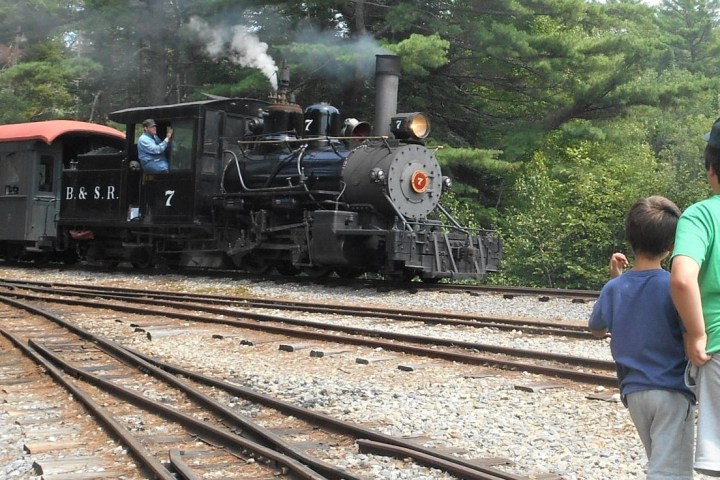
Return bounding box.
[0,55,501,281]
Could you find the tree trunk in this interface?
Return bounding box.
[138,0,169,105]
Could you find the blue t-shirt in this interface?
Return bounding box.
[588,269,692,400]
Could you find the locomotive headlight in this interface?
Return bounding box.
[391,112,430,141]
[369,167,387,185]
[442,176,453,192]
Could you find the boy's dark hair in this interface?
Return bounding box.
[704,144,720,175]
[704,116,720,173]
[625,196,680,256]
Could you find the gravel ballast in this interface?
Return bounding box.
[0,266,712,480]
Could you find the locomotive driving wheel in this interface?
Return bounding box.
[275,262,300,276]
[242,257,271,274]
[130,248,153,269]
[335,266,363,279]
[301,265,332,278]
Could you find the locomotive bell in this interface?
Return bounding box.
[343,118,372,138]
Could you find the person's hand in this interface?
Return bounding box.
[685,333,712,367]
[166,126,173,140]
[609,252,628,278]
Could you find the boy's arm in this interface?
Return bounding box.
[589,296,609,339]
[670,255,711,366]
[588,253,625,339]
[609,252,628,279]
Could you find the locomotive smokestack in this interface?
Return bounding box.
[374,54,401,137]
[276,59,291,102]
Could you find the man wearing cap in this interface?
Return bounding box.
[670,117,720,477]
[137,119,173,174]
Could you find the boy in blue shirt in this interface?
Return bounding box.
[589,196,695,479]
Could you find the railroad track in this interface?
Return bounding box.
[1,298,341,479]
[0,261,601,301]
[0,280,614,386]
[0,279,594,338]
[0,294,562,480]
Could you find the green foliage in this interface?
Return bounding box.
[435,146,516,225]
[499,118,676,289]
[0,90,30,124]
[3,0,720,290]
[0,55,103,120]
[432,190,485,231]
[649,108,715,209]
[386,34,450,77]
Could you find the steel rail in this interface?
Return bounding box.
[0,328,177,480]
[355,439,561,480]
[0,291,549,480]
[27,339,329,480]
[124,345,536,480]
[0,279,592,334]
[0,267,600,300]
[14,280,591,337]
[0,295,340,480]
[169,448,204,480]
[0,289,617,384]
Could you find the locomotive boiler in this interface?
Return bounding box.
[0,54,502,282]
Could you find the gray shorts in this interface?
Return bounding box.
[626,389,695,479]
[693,356,720,475]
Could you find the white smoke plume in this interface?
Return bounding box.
[189,16,278,91]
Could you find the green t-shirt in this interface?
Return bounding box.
[673,194,720,354]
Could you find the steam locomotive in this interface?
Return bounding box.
[0,55,501,281]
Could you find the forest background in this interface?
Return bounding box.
[1,0,718,289]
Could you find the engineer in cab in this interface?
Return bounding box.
[137,118,173,173]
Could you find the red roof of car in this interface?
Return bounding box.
[0,120,124,144]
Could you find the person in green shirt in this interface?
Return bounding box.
[670,116,720,477]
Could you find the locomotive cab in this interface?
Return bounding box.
[131,119,195,224]
[95,98,269,267]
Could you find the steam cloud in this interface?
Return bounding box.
[189,16,278,91]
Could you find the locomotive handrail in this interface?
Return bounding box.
[383,193,413,232]
[223,146,330,212]
[295,143,308,185]
[333,181,347,211]
[222,149,308,193]
[436,202,470,234]
[232,135,390,145]
[381,136,394,153]
[213,189,344,198]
